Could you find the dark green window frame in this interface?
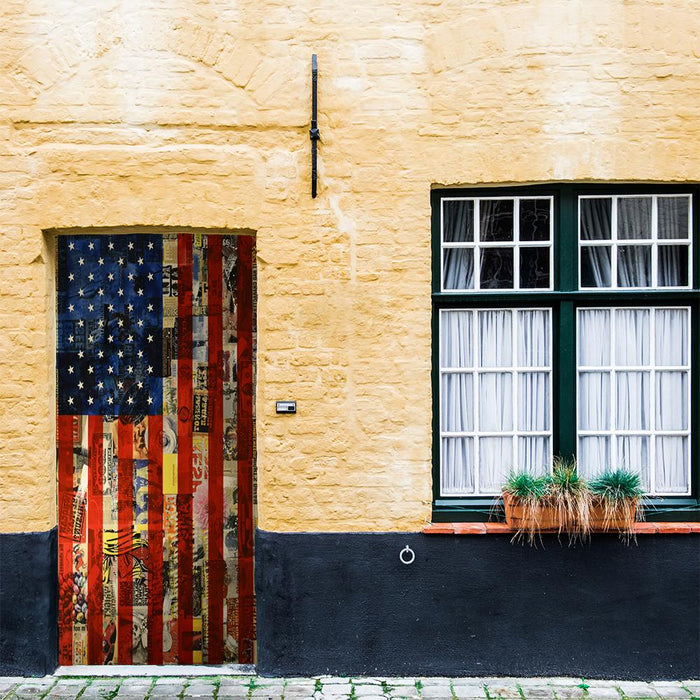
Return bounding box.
[431,183,700,522]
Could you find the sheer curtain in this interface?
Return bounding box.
[577,307,689,494]
[441,309,551,495]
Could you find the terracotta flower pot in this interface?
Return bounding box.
[502,492,559,532]
[588,498,638,531]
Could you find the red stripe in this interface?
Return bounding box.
[207,235,224,663]
[117,420,133,664]
[236,235,255,663]
[147,414,164,664]
[57,414,75,665]
[177,234,194,664]
[87,416,103,664]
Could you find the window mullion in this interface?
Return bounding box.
[558,301,577,459]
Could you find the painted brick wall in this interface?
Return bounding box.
[0,0,697,533]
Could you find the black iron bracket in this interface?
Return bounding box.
[310,54,320,198]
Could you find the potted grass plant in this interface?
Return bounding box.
[500,460,643,545]
[589,469,644,535]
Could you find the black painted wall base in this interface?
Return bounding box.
[255,530,700,680]
[0,528,58,677]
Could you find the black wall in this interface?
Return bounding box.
[256,530,700,680]
[0,528,58,676]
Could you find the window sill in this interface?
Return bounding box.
[422,522,700,535]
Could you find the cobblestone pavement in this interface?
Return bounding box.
[0,676,698,700]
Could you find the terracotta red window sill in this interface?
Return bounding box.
[423,522,700,535]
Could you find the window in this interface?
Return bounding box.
[432,185,699,521]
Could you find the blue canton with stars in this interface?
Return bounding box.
[57,235,163,416]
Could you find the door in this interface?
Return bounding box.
[56,232,255,665]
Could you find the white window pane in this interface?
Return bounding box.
[580,246,612,287]
[655,308,688,366]
[658,196,690,240]
[578,436,610,478]
[618,245,651,287]
[579,309,610,366]
[440,311,473,368]
[518,437,550,474]
[443,248,474,290]
[441,438,474,494]
[656,372,688,430]
[479,310,512,367]
[579,372,610,431]
[443,200,474,242]
[658,245,689,287]
[618,197,652,240]
[617,436,650,491]
[615,309,649,365]
[656,437,689,494]
[519,373,550,431]
[441,374,473,432]
[479,373,513,431]
[479,437,513,493]
[517,310,550,366]
[616,372,649,431]
[580,198,612,240]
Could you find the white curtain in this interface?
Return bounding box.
[618,246,650,287]
[578,307,689,494]
[440,309,551,495]
[443,248,473,290]
[658,245,687,287]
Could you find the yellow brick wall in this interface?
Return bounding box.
[0,0,697,533]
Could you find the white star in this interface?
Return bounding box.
[77,319,84,327]
[98,319,104,327]
[147,334,153,343]
[128,273,135,281]
[67,365,74,374]
[107,396,114,404]
[77,381,84,389]
[128,304,134,312]
[88,304,94,312]
[107,366,114,374]
[88,396,94,405]
[117,350,124,358]
[147,242,154,250]
[68,335,74,343]
[137,289,143,296]
[147,365,153,374]
[98,258,104,266]
[127,334,133,342]
[68,304,74,312]
[88,273,94,281]
[137,350,143,358]
[77,350,84,359]
[128,242,134,250]
[138,257,144,265]
[68,242,75,251]
[137,319,144,327]
[87,335,93,343]
[117,380,124,389]
[147,304,154,312]
[67,396,74,405]
[108,273,114,281]
[88,242,95,250]
[147,396,154,405]
[117,319,124,327]
[127,365,133,373]
[118,289,124,296]
[78,257,85,266]
[118,257,124,266]
[107,335,114,343]
[78,288,84,297]
[108,242,114,250]
[97,381,104,389]
[108,304,114,312]
[127,396,134,404]
[147,273,154,281]
[98,289,104,297]
[137,381,143,389]
[97,350,104,358]
[68,273,74,282]
[87,365,94,374]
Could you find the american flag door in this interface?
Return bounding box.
[56,233,255,665]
